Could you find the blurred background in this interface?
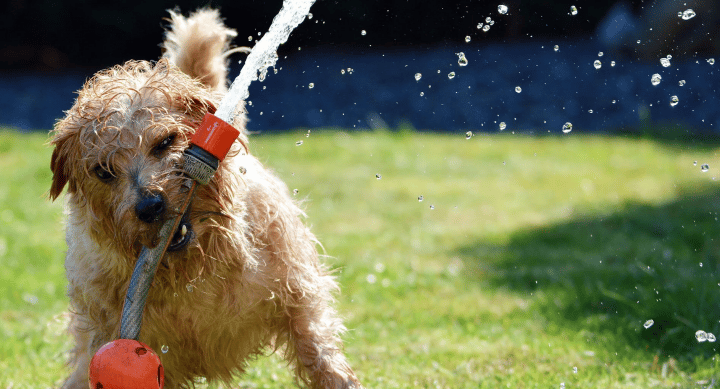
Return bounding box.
[3,2,720,383]
[1,0,719,132]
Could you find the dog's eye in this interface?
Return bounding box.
[153,134,176,156]
[94,165,115,182]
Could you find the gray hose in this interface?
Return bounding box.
[118,127,224,341]
[119,182,197,340]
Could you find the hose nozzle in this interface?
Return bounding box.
[183,113,240,185]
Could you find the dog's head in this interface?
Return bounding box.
[50,59,243,259]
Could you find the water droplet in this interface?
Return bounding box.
[306,130,311,137]
[341,69,346,75]
[482,24,491,32]
[670,95,679,107]
[612,100,617,104]
[465,36,471,43]
[429,205,435,210]
[366,274,376,284]
[22,293,38,305]
[708,333,717,342]
[296,140,304,146]
[485,17,492,23]
[570,5,578,15]
[702,164,710,172]
[248,36,253,42]
[554,45,559,52]
[593,60,602,69]
[465,131,473,139]
[361,30,367,36]
[694,161,698,166]
[562,122,573,133]
[347,68,354,74]
[161,345,169,354]
[307,13,313,19]
[660,57,671,67]
[679,80,686,86]
[448,71,456,80]
[644,319,654,329]
[499,122,507,130]
[573,367,578,374]
[477,23,484,29]
[457,52,468,66]
[708,58,716,65]
[696,330,708,342]
[588,109,594,113]
[376,173,382,180]
[420,91,425,96]
[415,73,422,81]
[515,86,522,93]
[498,5,508,14]
[651,73,662,86]
[560,382,566,389]
[308,82,314,89]
[637,39,641,44]
[239,166,247,174]
[293,189,299,195]
[598,51,604,57]
[611,60,616,67]
[682,9,696,20]
[418,195,424,202]
[677,11,683,18]
[186,283,194,293]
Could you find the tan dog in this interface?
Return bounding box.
[50,9,362,389]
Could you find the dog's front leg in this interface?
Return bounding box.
[286,302,363,389]
[62,313,113,389]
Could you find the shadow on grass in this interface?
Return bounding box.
[457,184,720,360]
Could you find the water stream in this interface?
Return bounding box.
[214,0,316,124]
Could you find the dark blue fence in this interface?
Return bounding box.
[1,39,718,133]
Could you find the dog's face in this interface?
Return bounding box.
[50,59,220,259]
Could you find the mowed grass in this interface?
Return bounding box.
[1,128,719,388]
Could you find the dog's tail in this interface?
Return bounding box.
[162,8,250,92]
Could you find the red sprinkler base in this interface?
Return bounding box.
[88,339,164,389]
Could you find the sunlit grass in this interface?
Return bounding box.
[1,129,719,388]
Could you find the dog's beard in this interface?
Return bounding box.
[88,171,198,260]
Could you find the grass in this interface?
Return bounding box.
[1,128,719,388]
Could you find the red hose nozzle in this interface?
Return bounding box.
[191,113,240,161]
[183,113,240,185]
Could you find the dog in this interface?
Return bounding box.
[50,9,362,389]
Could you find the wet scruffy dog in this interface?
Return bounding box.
[50,9,362,389]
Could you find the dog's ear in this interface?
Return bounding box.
[49,126,79,201]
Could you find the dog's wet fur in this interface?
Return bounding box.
[50,9,362,388]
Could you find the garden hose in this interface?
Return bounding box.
[119,113,240,340]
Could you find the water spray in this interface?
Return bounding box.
[88,1,316,387]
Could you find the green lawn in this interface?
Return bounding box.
[1,129,719,388]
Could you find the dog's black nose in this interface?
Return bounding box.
[135,193,165,223]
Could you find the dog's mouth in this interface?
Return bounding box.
[167,216,193,252]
